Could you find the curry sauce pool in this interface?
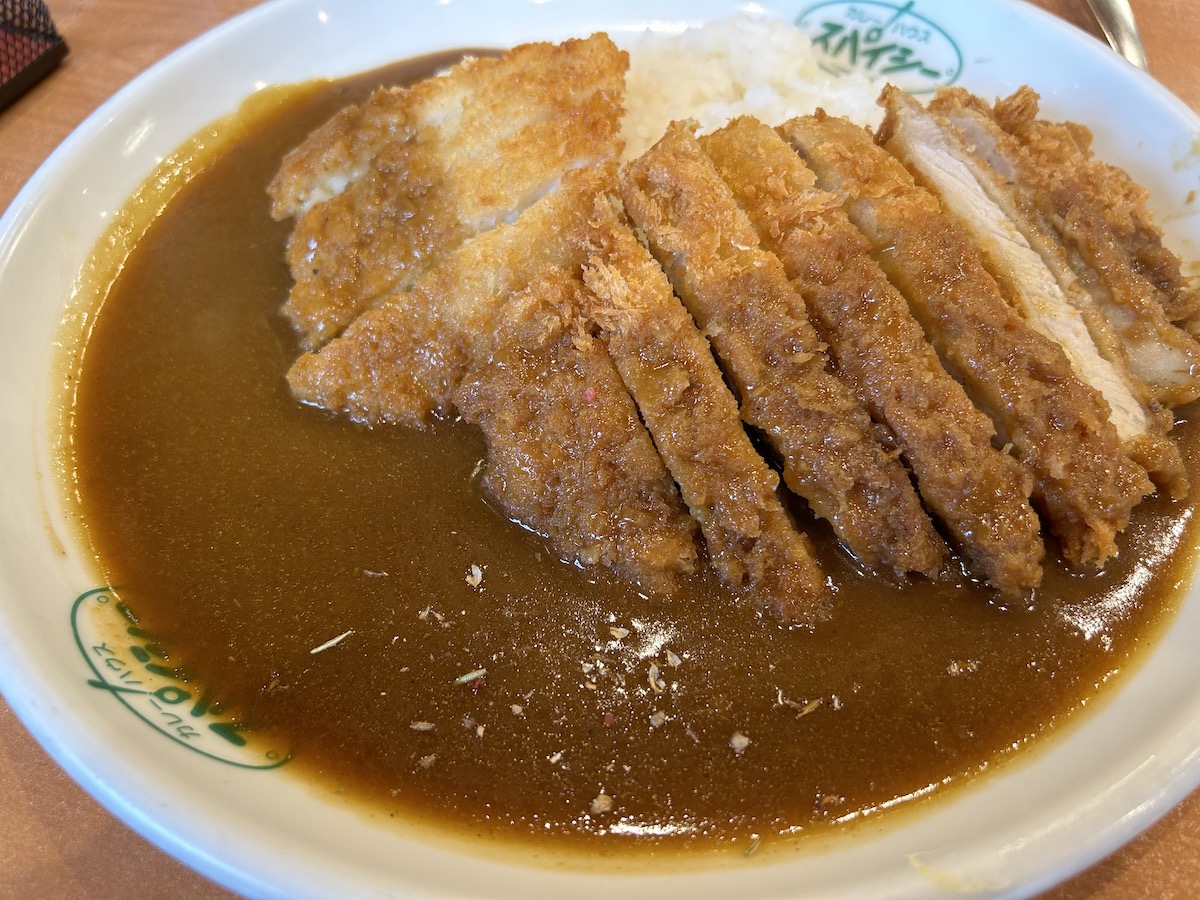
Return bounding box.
[62,54,1200,866]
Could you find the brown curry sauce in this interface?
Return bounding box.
[65,53,1200,864]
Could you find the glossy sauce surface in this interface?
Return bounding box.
[67,55,1199,864]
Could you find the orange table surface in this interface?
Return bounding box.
[2,1,1199,896]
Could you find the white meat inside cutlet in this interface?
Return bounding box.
[781,111,1153,570]
[992,86,1200,333]
[879,87,1149,445]
[881,87,1187,497]
[268,34,628,348]
[701,116,1044,595]
[928,87,1200,409]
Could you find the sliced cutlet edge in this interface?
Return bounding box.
[579,191,829,623]
[879,86,1185,497]
[274,34,628,348]
[267,85,411,220]
[780,112,1153,570]
[993,86,1200,331]
[292,164,699,593]
[619,120,945,582]
[287,166,613,427]
[452,269,700,596]
[702,116,1042,595]
[930,87,1200,411]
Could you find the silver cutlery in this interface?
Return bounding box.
[1085,0,1149,70]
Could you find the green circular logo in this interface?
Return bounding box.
[72,588,290,770]
[796,1,964,92]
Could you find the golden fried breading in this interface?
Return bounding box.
[268,86,409,220]
[928,87,1200,410]
[292,166,698,591]
[453,272,700,594]
[287,167,610,426]
[580,193,828,622]
[271,34,627,348]
[880,87,1186,496]
[702,116,1042,594]
[275,25,1194,606]
[993,86,1200,330]
[782,111,1153,570]
[619,121,943,580]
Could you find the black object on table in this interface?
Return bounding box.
[1,0,68,111]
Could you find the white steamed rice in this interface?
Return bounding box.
[620,15,883,159]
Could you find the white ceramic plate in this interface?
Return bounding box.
[2,0,1200,897]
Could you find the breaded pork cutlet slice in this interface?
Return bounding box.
[288,167,608,426]
[993,86,1200,332]
[702,117,1042,595]
[620,121,945,581]
[289,167,699,591]
[580,192,828,623]
[929,87,1200,410]
[268,86,409,221]
[268,34,627,348]
[453,269,700,596]
[879,87,1186,496]
[781,112,1153,570]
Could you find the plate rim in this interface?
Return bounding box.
[2,1,1200,897]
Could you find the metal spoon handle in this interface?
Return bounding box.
[1085,0,1149,70]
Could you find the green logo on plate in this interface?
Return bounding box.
[72,588,289,770]
[796,1,963,92]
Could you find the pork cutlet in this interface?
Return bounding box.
[620,120,947,582]
[879,86,1186,498]
[581,191,829,621]
[274,31,1198,614]
[269,34,628,348]
[781,111,1154,570]
[928,86,1200,410]
[701,116,1043,594]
